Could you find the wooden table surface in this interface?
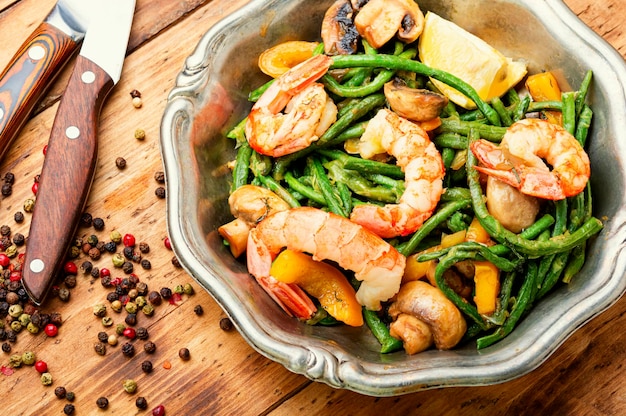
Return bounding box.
[0,0,624,414]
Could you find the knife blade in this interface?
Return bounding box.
[22,0,136,305]
[0,0,93,161]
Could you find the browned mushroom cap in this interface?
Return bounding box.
[354,0,424,49]
[321,0,360,55]
[389,313,434,354]
[388,280,467,351]
[486,176,541,233]
[383,79,449,122]
[228,184,290,227]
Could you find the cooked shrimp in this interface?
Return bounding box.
[247,206,405,311]
[245,54,338,157]
[470,118,590,200]
[350,109,445,238]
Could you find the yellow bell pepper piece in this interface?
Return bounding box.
[473,261,500,316]
[270,249,363,327]
[465,217,491,244]
[441,230,466,247]
[525,71,563,126]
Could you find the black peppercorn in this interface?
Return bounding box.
[140,259,151,270]
[0,225,10,236]
[130,89,141,99]
[12,233,24,246]
[6,330,16,343]
[125,313,137,326]
[171,256,181,268]
[219,317,234,332]
[179,347,190,361]
[80,261,93,275]
[135,327,149,340]
[136,282,148,296]
[104,241,117,253]
[96,241,106,252]
[13,211,24,223]
[138,242,150,253]
[194,305,204,316]
[1,183,12,196]
[54,386,67,399]
[141,360,153,373]
[159,287,172,300]
[115,157,127,169]
[147,291,162,306]
[96,397,109,409]
[80,212,93,227]
[143,341,156,354]
[123,246,134,260]
[136,396,148,410]
[66,392,75,402]
[106,292,119,303]
[122,261,134,274]
[58,287,70,302]
[2,341,11,353]
[154,171,165,183]
[121,342,135,357]
[49,312,62,327]
[64,275,77,288]
[4,172,15,184]
[155,186,166,199]
[97,331,109,343]
[88,247,101,260]
[93,217,105,230]
[63,404,75,415]
[94,342,107,355]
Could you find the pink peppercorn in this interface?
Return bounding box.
[64,261,78,275]
[123,233,136,247]
[163,237,171,250]
[100,268,111,278]
[152,405,165,416]
[34,360,48,373]
[45,324,58,337]
[9,271,21,282]
[123,327,136,340]
[0,253,9,268]
[31,182,38,195]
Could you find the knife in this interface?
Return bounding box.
[22,0,136,305]
[0,0,92,161]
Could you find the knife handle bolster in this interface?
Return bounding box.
[0,22,79,161]
[22,56,115,305]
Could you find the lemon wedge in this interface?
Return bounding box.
[418,12,527,109]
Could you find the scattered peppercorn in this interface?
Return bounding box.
[104,241,117,253]
[88,247,101,260]
[171,256,181,268]
[147,291,162,306]
[41,372,53,385]
[97,331,109,343]
[135,327,149,340]
[108,334,118,346]
[132,97,143,108]
[143,341,156,354]
[96,397,109,409]
[121,342,135,357]
[34,360,47,373]
[55,386,67,399]
[1,183,12,196]
[12,233,24,246]
[13,211,24,223]
[130,89,141,99]
[93,304,107,317]
[58,287,70,302]
[193,305,204,316]
[23,198,35,212]
[141,360,153,373]
[115,157,127,169]
[136,396,148,410]
[159,287,172,300]
[219,317,234,332]
[94,342,107,356]
[80,212,93,227]
[21,351,35,365]
[66,392,75,402]
[125,313,137,326]
[122,261,134,274]
[152,404,166,416]
[138,242,150,253]
[134,128,146,140]
[44,323,58,337]
[178,347,190,361]
[155,186,166,199]
[154,171,165,183]
[64,274,77,288]
[123,378,138,394]
[93,217,105,230]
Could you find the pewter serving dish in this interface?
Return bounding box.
[160,0,626,396]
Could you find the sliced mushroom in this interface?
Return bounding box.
[354,0,424,49]
[486,176,541,233]
[389,313,434,354]
[388,280,467,353]
[321,0,360,55]
[383,79,449,121]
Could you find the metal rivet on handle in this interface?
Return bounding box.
[28,45,45,61]
[66,126,80,139]
[29,258,45,273]
[81,71,95,84]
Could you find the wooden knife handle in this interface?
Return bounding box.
[22,56,115,305]
[0,22,79,161]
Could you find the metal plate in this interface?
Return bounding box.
[160,0,626,396]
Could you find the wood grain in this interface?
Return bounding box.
[0,0,624,415]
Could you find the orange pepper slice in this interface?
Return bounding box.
[525,71,563,126]
[473,261,500,316]
[270,249,363,327]
[258,41,320,78]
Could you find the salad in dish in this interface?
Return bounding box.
[217,0,603,355]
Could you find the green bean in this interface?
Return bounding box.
[310,157,347,217]
[447,211,470,233]
[319,149,403,178]
[330,54,501,126]
[440,187,472,202]
[337,181,353,214]
[536,251,569,299]
[284,172,325,205]
[575,105,593,147]
[248,79,274,102]
[488,214,555,257]
[433,132,468,150]
[466,133,603,256]
[527,100,563,112]
[561,91,577,135]
[342,68,374,87]
[477,261,538,349]
[562,242,586,284]
[442,100,460,119]
[418,241,521,272]
[256,175,301,208]
[231,142,253,191]
[326,161,397,203]
[226,117,248,141]
[334,121,368,142]
[575,70,593,117]
[365,173,405,199]
[512,95,531,122]
[249,151,272,177]
[397,198,472,257]
[491,97,513,126]
[273,94,386,178]
[439,118,507,142]
[362,308,403,353]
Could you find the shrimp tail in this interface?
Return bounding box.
[474,165,566,200]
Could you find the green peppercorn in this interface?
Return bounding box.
[18,313,31,327]
[86,234,98,246]
[134,128,146,140]
[27,322,40,334]
[174,284,184,295]
[183,283,194,295]
[66,391,75,402]
[112,253,125,267]
[93,304,107,317]
[10,320,22,332]
[135,296,147,308]
[125,302,138,314]
[41,372,53,385]
[5,245,17,258]
[123,379,137,394]
[9,353,22,368]
[115,323,126,336]
[8,304,22,317]
[23,198,35,213]
[111,300,123,312]
[141,304,154,317]
[68,245,81,259]
[110,230,122,244]
[22,351,36,365]
[101,316,114,327]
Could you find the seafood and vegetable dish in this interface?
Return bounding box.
[217,0,603,355]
